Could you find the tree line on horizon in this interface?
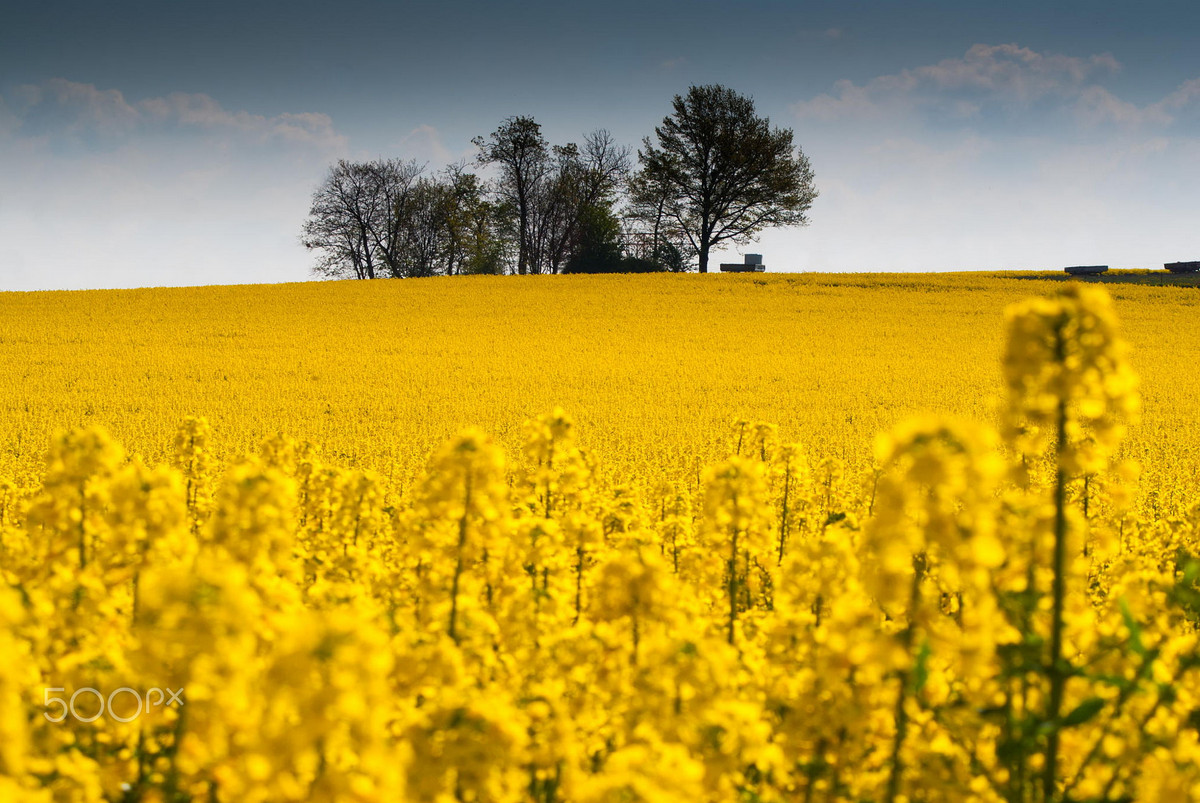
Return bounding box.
[302,85,818,278]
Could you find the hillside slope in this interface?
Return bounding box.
[1,272,1196,504]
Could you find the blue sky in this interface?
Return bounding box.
[3,0,1200,289]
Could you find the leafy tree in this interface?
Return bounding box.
[439,164,495,276]
[305,159,511,279]
[476,119,630,275]
[636,85,817,273]
[624,170,694,272]
[437,163,513,276]
[473,117,549,275]
[564,203,666,274]
[650,240,686,273]
[393,177,446,278]
[543,131,631,274]
[563,203,623,274]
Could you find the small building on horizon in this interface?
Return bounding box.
[720,254,766,272]
[1165,261,1200,274]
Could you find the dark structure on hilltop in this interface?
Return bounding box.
[720,254,766,273]
[1165,261,1200,274]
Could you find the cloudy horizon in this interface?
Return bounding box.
[3,1,1200,291]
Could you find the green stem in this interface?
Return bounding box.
[884,555,924,803]
[1043,323,1070,803]
[447,472,473,644]
[777,463,791,565]
[573,545,585,624]
[727,519,740,646]
[631,609,640,666]
[78,481,88,569]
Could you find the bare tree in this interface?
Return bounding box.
[394,177,446,278]
[302,160,385,279]
[542,131,631,274]
[368,159,424,277]
[307,123,630,280]
[626,170,694,272]
[440,164,512,275]
[361,163,514,278]
[637,85,817,273]
[302,158,422,279]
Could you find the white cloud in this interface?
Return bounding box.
[1159,77,1200,112]
[397,124,455,166]
[766,46,1200,274]
[139,92,345,150]
[862,134,992,173]
[4,79,347,153]
[15,78,142,136]
[795,79,893,122]
[791,43,1200,138]
[716,130,1200,274]
[0,80,350,290]
[0,95,17,135]
[1073,86,1171,127]
[914,44,1118,96]
[793,43,1121,122]
[1060,76,1200,129]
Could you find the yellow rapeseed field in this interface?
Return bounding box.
[0,272,1198,802]
[1,272,1197,502]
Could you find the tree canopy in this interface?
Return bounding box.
[635,85,817,273]
[303,86,816,278]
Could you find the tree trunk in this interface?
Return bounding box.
[517,195,529,275]
[652,194,664,258]
[518,224,528,275]
[699,242,710,274]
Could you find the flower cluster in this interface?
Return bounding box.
[0,285,1196,802]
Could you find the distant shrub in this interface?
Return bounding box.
[616,256,666,273]
[563,255,667,274]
